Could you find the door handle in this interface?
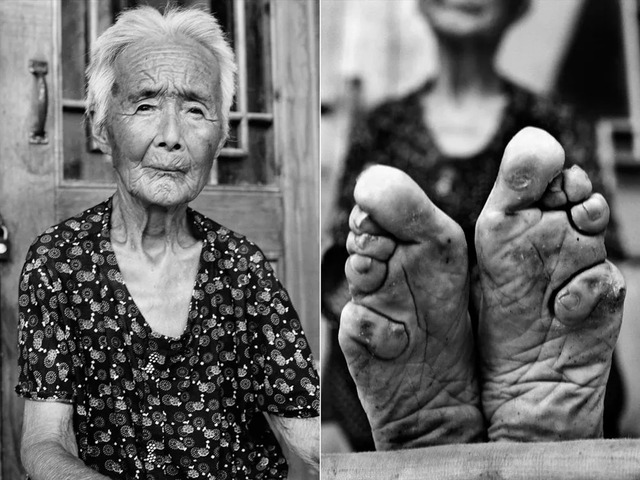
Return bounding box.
[29,59,49,144]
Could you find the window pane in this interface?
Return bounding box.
[61,0,87,100]
[226,119,241,150]
[96,1,116,35]
[62,0,119,182]
[218,121,273,185]
[245,0,272,113]
[210,0,235,51]
[63,111,116,183]
[247,121,274,183]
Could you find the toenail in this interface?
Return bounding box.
[558,292,580,310]
[583,204,600,220]
[354,256,372,273]
[354,210,369,228]
[356,234,370,248]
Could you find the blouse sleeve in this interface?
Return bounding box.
[245,247,320,419]
[15,253,77,402]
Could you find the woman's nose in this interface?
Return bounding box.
[156,107,183,151]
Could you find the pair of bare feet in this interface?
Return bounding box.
[339,127,626,450]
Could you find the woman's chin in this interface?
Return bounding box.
[133,188,198,209]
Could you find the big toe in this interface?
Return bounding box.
[352,165,467,318]
[354,165,457,242]
[485,127,565,213]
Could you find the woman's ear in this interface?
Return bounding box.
[89,111,112,156]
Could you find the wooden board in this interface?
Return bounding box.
[0,1,57,478]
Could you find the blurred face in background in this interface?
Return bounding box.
[417,0,530,42]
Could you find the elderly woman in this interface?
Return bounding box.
[323,0,626,451]
[16,6,318,480]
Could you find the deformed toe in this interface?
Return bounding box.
[541,173,567,209]
[486,127,565,213]
[346,231,396,261]
[349,204,385,235]
[339,301,409,360]
[563,165,593,203]
[570,193,609,235]
[554,261,626,326]
[345,253,388,294]
[354,165,452,242]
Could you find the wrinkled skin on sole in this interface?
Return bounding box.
[476,127,626,441]
[339,165,484,450]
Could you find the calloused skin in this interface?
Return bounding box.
[340,127,625,448]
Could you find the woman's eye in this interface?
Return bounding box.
[136,104,154,113]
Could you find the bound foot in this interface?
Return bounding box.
[339,165,483,450]
[475,127,626,441]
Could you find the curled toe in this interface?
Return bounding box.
[349,205,385,235]
[554,261,625,326]
[339,302,409,360]
[570,193,610,235]
[346,231,396,261]
[541,174,567,209]
[345,254,387,295]
[563,165,593,203]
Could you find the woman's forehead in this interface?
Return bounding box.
[113,37,220,101]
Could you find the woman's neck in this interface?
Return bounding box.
[432,36,502,101]
[421,35,508,158]
[110,189,196,256]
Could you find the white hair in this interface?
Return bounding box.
[86,5,236,141]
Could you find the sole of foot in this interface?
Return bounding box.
[339,165,483,450]
[475,127,626,441]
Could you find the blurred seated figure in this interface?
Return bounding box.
[322,0,626,451]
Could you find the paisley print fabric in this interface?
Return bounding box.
[16,198,319,480]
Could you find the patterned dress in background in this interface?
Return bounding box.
[17,198,319,480]
[322,79,626,451]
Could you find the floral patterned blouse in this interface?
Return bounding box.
[16,198,319,480]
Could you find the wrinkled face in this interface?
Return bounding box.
[101,36,223,208]
[418,0,526,40]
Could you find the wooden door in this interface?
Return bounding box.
[0,1,318,478]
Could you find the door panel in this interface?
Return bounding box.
[0,1,57,478]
